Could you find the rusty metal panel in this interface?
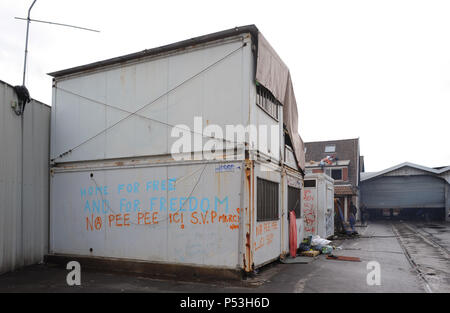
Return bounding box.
[50,161,243,268]
[0,81,50,274]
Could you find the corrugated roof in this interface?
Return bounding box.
[361,162,450,182]
[360,172,376,180]
[305,138,360,187]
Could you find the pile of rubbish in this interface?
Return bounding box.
[298,235,337,257]
[284,234,362,263]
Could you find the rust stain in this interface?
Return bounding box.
[120,69,126,88]
[216,171,221,195]
[245,231,251,271]
[243,159,255,272]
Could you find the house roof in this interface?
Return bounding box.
[48,25,260,78]
[360,172,376,180]
[305,138,359,161]
[361,162,450,182]
[305,160,351,167]
[305,138,360,186]
[334,185,356,196]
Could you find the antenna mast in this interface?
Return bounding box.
[22,0,37,86]
[18,0,100,88]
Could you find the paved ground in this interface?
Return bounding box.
[1,221,446,293]
[391,221,450,293]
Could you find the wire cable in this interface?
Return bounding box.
[54,85,242,151]
[51,42,247,162]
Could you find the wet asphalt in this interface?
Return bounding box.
[0,221,447,293]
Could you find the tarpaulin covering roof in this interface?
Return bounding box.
[256,33,305,171]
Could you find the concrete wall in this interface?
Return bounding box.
[0,81,50,274]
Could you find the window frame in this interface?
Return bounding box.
[324,145,336,153]
[304,179,316,188]
[257,177,279,222]
[256,84,280,121]
[288,186,301,218]
[331,168,343,181]
[324,167,345,181]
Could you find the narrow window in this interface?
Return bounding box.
[331,169,342,180]
[257,178,279,221]
[256,84,280,121]
[304,180,316,188]
[288,186,301,218]
[325,145,336,153]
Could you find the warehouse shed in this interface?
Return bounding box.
[360,162,450,222]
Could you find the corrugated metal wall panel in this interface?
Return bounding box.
[361,175,445,209]
[0,81,22,274]
[0,81,50,274]
[22,97,50,266]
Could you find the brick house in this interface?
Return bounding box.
[304,138,363,222]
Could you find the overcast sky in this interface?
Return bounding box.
[1,0,449,172]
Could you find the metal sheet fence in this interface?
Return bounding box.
[0,81,50,274]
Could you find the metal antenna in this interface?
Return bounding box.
[17,0,100,86]
[22,0,37,86]
[15,17,100,33]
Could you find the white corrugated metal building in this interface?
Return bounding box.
[0,80,50,274]
[47,25,306,275]
[361,162,450,222]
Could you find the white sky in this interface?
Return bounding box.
[1,0,449,172]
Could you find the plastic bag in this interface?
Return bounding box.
[311,235,331,246]
[321,245,333,255]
